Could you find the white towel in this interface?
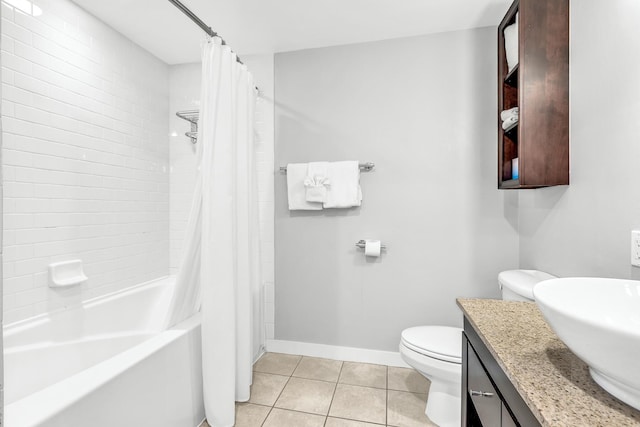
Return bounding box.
[323,161,362,208]
[304,161,330,203]
[286,163,322,210]
[500,107,519,121]
[503,13,518,73]
[502,115,519,130]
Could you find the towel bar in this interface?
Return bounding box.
[280,162,375,174]
[355,240,386,250]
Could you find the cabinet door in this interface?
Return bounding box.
[467,343,501,426]
[502,404,518,427]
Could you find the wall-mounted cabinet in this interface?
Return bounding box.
[497,0,569,189]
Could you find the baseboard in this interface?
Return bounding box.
[265,339,410,368]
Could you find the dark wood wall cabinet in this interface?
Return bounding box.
[497,0,569,189]
[462,318,541,427]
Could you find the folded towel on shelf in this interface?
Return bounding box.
[286,163,323,210]
[502,115,519,130]
[304,161,331,203]
[500,107,519,121]
[324,161,362,208]
[503,13,519,73]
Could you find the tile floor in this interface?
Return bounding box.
[200,352,436,427]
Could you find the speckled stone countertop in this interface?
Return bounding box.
[457,298,640,427]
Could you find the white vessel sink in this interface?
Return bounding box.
[534,278,640,410]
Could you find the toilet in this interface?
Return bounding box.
[399,270,556,427]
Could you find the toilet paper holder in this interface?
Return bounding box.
[355,240,386,250]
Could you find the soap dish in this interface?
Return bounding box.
[49,259,88,288]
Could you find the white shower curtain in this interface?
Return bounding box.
[166,37,260,427]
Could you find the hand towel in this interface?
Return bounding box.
[502,115,519,130]
[500,107,519,121]
[286,163,323,210]
[304,161,330,203]
[323,161,362,208]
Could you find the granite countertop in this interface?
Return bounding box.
[457,298,640,427]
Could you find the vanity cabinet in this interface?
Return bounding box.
[462,318,541,427]
[497,0,569,189]
[467,342,503,425]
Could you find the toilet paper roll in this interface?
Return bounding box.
[365,240,381,257]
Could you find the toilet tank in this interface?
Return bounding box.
[498,270,556,302]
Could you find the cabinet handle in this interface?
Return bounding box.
[470,390,495,398]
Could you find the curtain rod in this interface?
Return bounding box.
[167,0,246,66]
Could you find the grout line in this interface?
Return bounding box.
[292,354,304,373]
[326,359,344,420]
[267,408,331,418]
[329,416,386,426]
[385,364,389,427]
[287,372,343,386]
[254,355,414,426]
[266,354,298,413]
[256,370,285,427]
[259,405,273,427]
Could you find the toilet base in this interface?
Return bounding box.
[425,379,461,427]
[399,341,461,427]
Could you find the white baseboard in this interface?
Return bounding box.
[265,339,410,368]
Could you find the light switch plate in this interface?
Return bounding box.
[631,230,640,267]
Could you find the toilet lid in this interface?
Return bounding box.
[401,326,462,364]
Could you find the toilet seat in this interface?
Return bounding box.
[400,326,462,364]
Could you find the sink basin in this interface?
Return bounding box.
[533,278,640,410]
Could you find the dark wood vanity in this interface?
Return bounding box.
[463,317,540,426]
[458,299,640,427]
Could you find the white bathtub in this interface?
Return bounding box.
[4,276,204,427]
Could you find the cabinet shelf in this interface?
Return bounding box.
[503,122,518,138]
[497,0,569,189]
[499,179,520,189]
[504,64,518,87]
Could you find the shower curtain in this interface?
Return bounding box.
[166,37,260,427]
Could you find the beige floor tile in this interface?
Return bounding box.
[387,390,435,427]
[275,377,336,415]
[328,383,386,424]
[293,356,343,382]
[234,403,271,427]
[199,421,210,427]
[338,361,387,389]
[388,366,430,393]
[325,417,385,426]
[248,372,290,406]
[254,352,302,376]
[262,408,326,427]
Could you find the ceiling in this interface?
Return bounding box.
[71,0,512,65]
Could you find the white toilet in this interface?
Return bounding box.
[399,270,556,427]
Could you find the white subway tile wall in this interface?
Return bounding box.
[168,63,199,276]
[1,0,170,324]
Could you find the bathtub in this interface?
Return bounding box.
[4,276,204,427]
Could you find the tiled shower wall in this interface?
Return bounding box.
[168,63,199,275]
[1,0,170,324]
[169,55,275,343]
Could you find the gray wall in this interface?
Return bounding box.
[518,0,640,279]
[275,27,520,352]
